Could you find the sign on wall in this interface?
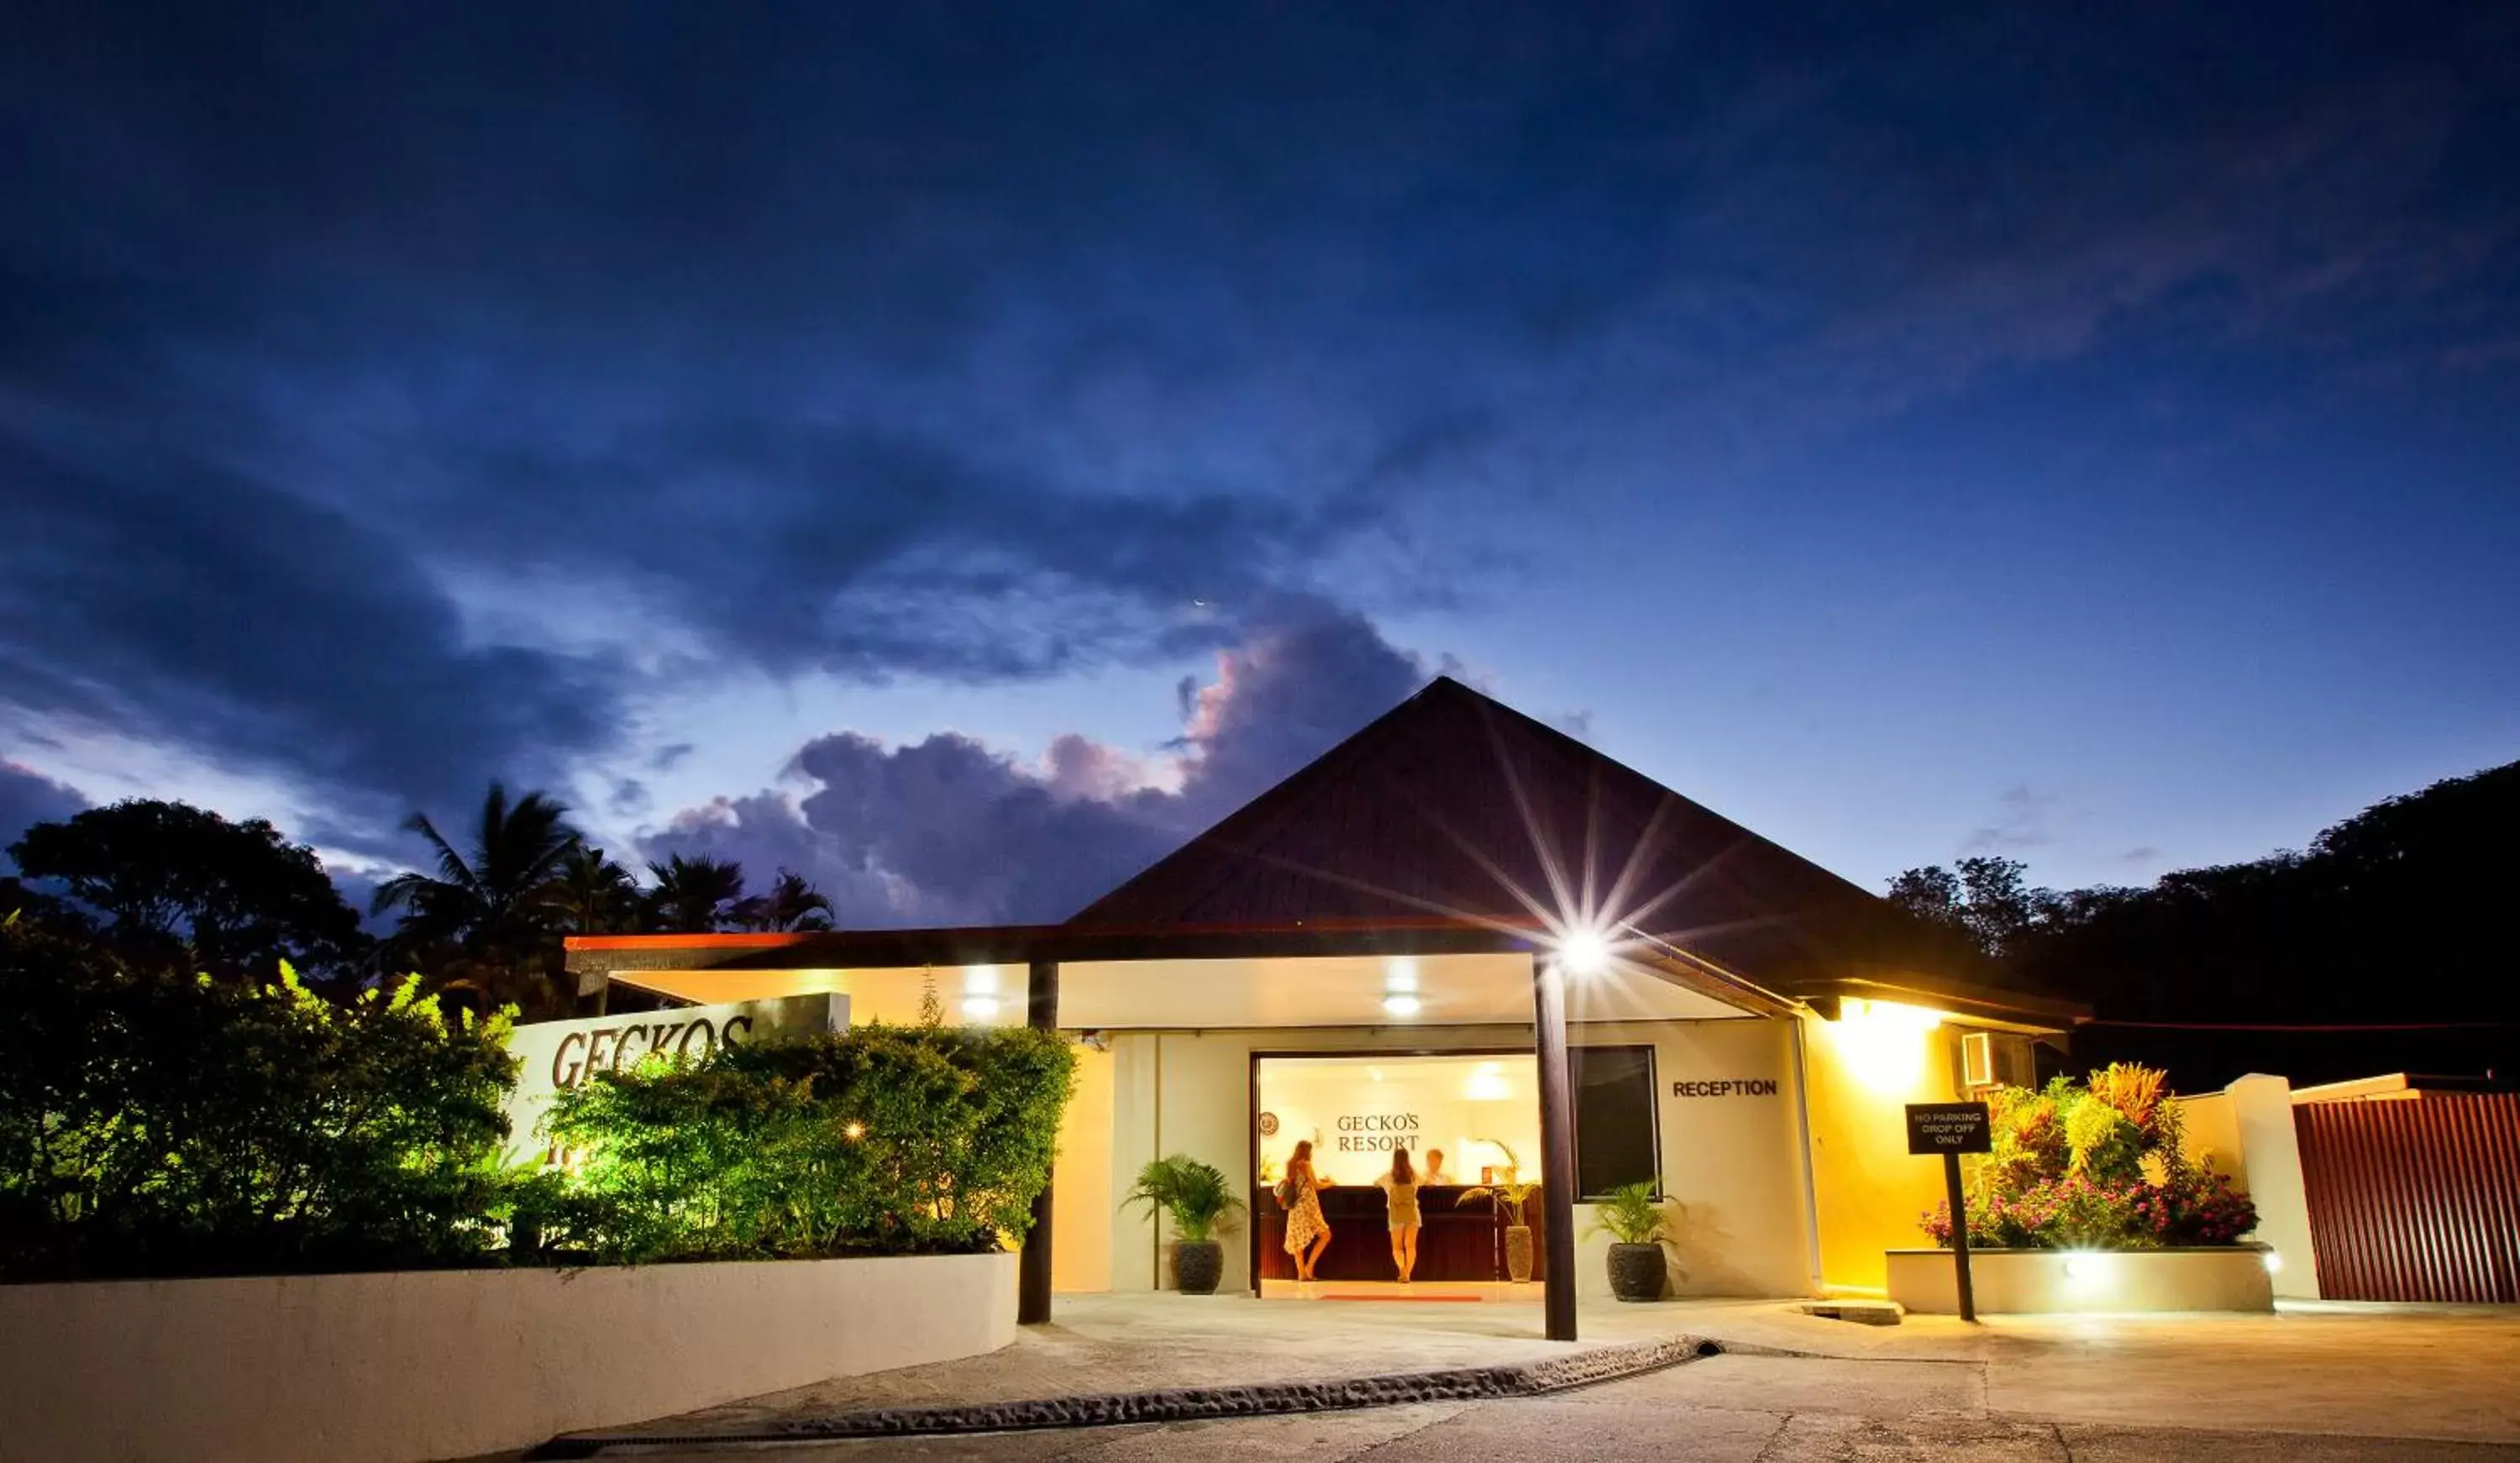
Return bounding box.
[1671,1078,1780,1098]
[501,993,849,1165]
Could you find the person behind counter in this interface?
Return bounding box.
[1373,1147,1422,1282]
[1280,1140,1335,1282]
[1422,1148,1449,1184]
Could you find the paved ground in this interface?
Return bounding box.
[473,1293,2520,1462]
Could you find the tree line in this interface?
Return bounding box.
[2,783,833,1019]
[1885,758,2519,1087]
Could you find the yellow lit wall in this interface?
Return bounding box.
[1048,1041,1113,1293]
[1798,1004,1964,1294]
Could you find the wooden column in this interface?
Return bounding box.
[1019,957,1060,1325]
[1533,952,1579,1341]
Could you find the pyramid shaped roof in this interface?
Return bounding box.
[1070,675,1990,994]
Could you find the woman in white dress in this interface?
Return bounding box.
[1281,1141,1334,1281]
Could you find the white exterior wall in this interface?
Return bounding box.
[1068,1019,1815,1299]
[0,1252,1016,1463]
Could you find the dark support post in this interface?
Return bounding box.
[1942,1151,1977,1324]
[1020,957,1061,1326]
[1532,954,1579,1342]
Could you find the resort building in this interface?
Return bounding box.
[564,677,2085,1335]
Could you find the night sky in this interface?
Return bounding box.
[5,4,2517,924]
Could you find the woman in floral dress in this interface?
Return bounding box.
[1281,1140,1334,1280]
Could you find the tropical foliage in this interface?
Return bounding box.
[0,909,1078,1278]
[1587,1179,1667,1245]
[1457,1140,1542,1225]
[1921,1063,2257,1251]
[1123,1155,1246,1243]
[543,1024,1076,1263]
[0,913,516,1281]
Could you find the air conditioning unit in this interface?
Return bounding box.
[1960,1030,2034,1091]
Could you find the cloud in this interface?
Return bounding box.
[5,3,2517,873]
[642,600,1430,924]
[0,446,630,845]
[0,761,87,868]
[1964,783,2060,852]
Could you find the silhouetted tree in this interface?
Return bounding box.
[7,800,369,982]
[1885,855,2068,964]
[645,853,747,932]
[731,868,834,932]
[545,845,642,936]
[372,784,582,1016]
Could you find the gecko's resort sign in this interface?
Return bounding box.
[501,993,850,1165]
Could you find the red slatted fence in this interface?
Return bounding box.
[2292,1093,2520,1303]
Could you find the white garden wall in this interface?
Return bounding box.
[1887,1245,2275,1314]
[0,1251,1016,1463]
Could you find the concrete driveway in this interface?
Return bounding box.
[473,1293,2520,1461]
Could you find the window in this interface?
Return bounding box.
[1570,1045,1659,1198]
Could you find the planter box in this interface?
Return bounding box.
[1886,1245,2275,1314]
[0,1251,1016,1463]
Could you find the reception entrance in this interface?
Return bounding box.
[1251,1052,1549,1288]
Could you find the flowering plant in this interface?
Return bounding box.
[1919,1065,2257,1251]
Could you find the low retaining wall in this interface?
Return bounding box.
[1886,1245,2275,1314]
[0,1251,1016,1463]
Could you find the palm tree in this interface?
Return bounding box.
[731,868,836,932]
[646,852,747,932]
[373,783,584,1016]
[544,844,641,936]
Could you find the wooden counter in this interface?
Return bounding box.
[1254,1183,1550,1283]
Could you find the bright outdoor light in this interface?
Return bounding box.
[1381,993,1422,1018]
[843,1121,867,1141]
[961,996,1000,1020]
[1823,996,1948,1093]
[1556,927,1610,977]
[2263,1251,2284,1275]
[1384,957,1420,992]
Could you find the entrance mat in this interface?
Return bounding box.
[527,1334,1719,1457]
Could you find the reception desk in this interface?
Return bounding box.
[1254,1183,1551,1283]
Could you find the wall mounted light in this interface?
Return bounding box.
[1822,995,1946,1093]
[1381,993,1422,1018]
[962,966,1001,1022]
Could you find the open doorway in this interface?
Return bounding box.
[1249,1051,1546,1290]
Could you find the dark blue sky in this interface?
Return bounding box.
[4,3,2517,921]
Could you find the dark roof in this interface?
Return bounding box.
[1069,676,2001,998]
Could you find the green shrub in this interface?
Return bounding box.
[0,914,519,1280]
[544,1023,1074,1263]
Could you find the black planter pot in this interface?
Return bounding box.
[1606,1242,1666,1302]
[1173,1239,1225,1295]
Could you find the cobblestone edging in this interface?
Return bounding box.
[529,1335,1719,1457]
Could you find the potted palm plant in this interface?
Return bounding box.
[1589,1180,1669,1302]
[1124,1154,1246,1295]
[1457,1141,1544,1283]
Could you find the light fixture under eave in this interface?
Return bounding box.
[1381,993,1422,1018]
[961,996,1000,1020]
[1555,926,1610,978]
